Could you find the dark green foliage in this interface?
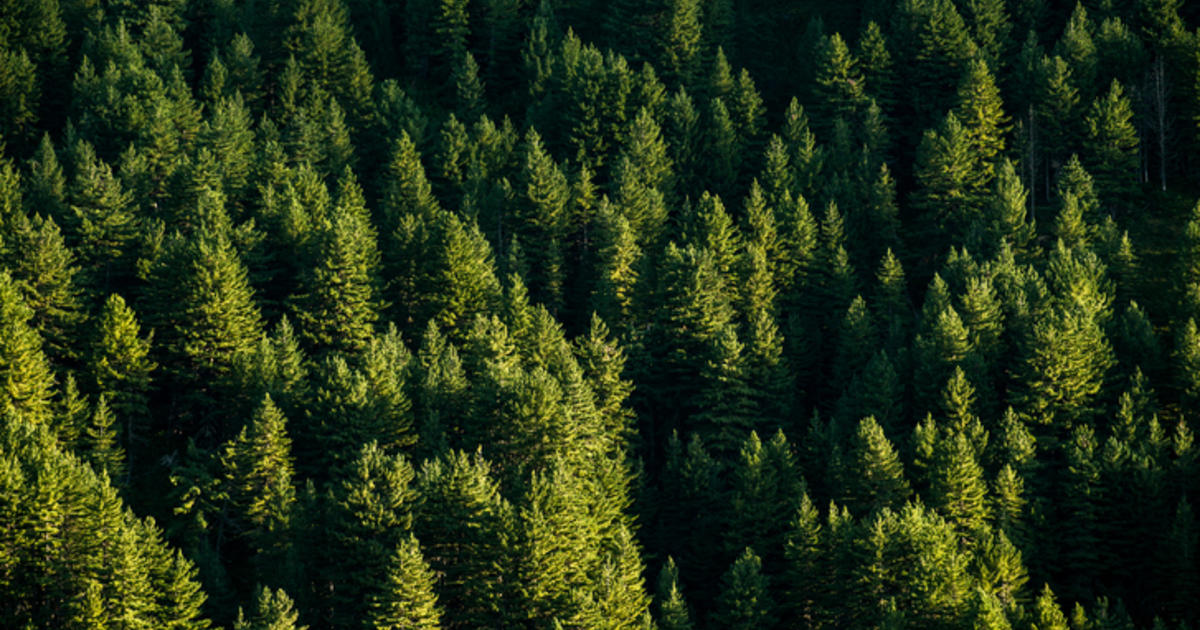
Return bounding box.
[0,2,1194,627]
[711,548,775,630]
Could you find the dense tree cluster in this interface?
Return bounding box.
[3,0,1200,628]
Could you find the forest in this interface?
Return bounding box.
[3,0,1200,628]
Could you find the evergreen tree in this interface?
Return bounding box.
[655,557,693,630]
[0,270,55,425]
[842,416,911,517]
[413,450,515,629]
[67,141,137,294]
[89,293,155,459]
[368,535,442,630]
[219,394,297,588]
[233,586,305,630]
[85,395,126,485]
[711,548,776,630]
[3,212,83,365]
[1082,80,1140,211]
[290,171,383,355]
[660,0,702,88]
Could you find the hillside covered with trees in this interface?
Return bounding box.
[3,0,1200,627]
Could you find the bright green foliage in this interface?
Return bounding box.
[368,535,442,630]
[953,58,1009,181]
[1013,302,1114,429]
[855,502,973,628]
[0,270,54,425]
[1032,583,1069,630]
[1082,80,1140,208]
[711,548,775,630]
[233,586,305,630]
[1174,319,1200,411]
[319,442,416,629]
[285,0,374,126]
[303,327,414,471]
[514,129,570,313]
[1055,3,1097,92]
[929,428,990,546]
[842,416,911,517]
[655,557,693,630]
[219,395,296,585]
[290,171,383,355]
[3,212,83,364]
[0,414,212,629]
[89,293,155,454]
[975,529,1028,613]
[168,224,264,417]
[453,51,485,122]
[67,141,137,293]
[725,430,804,569]
[914,112,990,252]
[591,202,641,336]
[85,395,125,485]
[812,33,867,131]
[414,450,515,629]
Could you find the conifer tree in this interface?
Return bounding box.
[929,429,991,546]
[660,0,702,88]
[514,129,570,313]
[219,395,296,588]
[368,535,442,630]
[67,141,137,294]
[655,557,693,630]
[318,442,416,629]
[414,450,515,630]
[711,548,776,630]
[1032,583,1070,630]
[4,212,83,364]
[86,395,126,485]
[453,51,486,122]
[1082,80,1140,210]
[89,293,155,457]
[812,33,867,133]
[913,112,990,253]
[0,270,55,425]
[954,58,1009,181]
[842,416,911,517]
[290,171,383,355]
[233,586,305,630]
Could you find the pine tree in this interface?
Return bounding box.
[842,416,911,517]
[514,129,569,313]
[67,141,137,294]
[3,212,83,364]
[953,58,1009,182]
[219,394,296,587]
[290,171,383,355]
[89,293,155,459]
[369,534,442,630]
[913,112,990,253]
[655,557,693,630]
[233,586,305,630]
[1082,80,1140,211]
[0,270,55,425]
[929,429,990,546]
[660,0,702,88]
[86,395,126,485]
[453,51,486,122]
[414,450,515,629]
[711,548,776,630]
[812,33,867,133]
[1032,583,1069,630]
